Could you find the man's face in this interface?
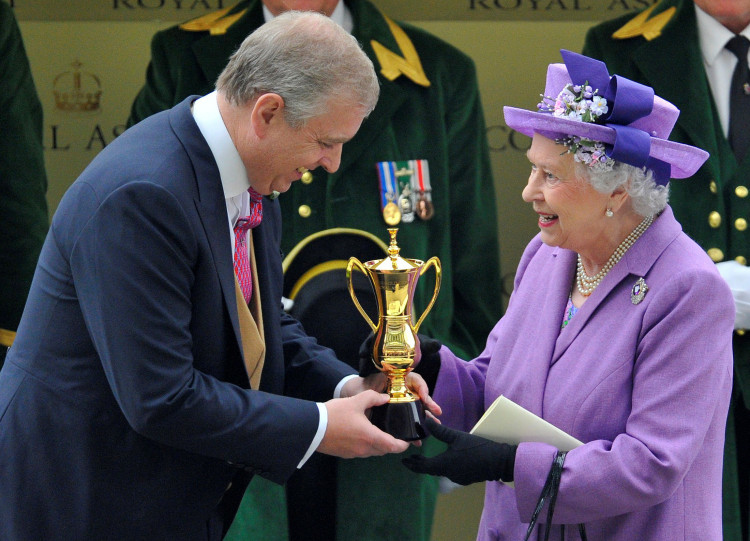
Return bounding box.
[694,0,750,33]
[237,96,366,195]
[262,0,340,16]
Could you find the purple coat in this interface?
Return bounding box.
[434,206,734,540]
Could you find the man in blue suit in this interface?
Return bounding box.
[0,11,430,540]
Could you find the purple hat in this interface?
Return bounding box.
[503,50,708,185]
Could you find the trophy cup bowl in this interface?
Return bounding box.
[346,228,441,441]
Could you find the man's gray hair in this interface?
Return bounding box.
[582,161,669,217]
[216,10,379,128]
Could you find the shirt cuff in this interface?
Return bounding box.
[334,374,358,398]
[296,375,358,468]
[297,403,328,468]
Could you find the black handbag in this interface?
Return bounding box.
[523,451,588,541]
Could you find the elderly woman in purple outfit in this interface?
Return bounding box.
[402,51,735,540]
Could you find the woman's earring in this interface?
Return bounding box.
[605,208,614,218]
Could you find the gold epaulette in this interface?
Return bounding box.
[612,1,676,41]
[0,328,16,348]
[179,3,247,36]
[371,15,430,88]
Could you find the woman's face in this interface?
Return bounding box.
[522,134,612,256]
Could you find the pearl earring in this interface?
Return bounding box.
[605,208,614,218]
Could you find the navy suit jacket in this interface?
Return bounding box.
[0,97,355,540]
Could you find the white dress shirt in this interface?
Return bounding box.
[191,91,343,467]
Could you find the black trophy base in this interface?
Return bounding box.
[369,399,427,441]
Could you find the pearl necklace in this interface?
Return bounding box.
[576,214,654,296]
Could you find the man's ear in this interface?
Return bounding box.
[251,93,285,137]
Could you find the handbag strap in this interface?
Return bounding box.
[523,450,588,541]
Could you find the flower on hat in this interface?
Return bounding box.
[538,81,616,172]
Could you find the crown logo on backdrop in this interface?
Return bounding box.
[53,60,102,113]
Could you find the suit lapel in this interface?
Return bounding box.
[335,3,409,174]
[551,208,682,364]
[168,100,251,375]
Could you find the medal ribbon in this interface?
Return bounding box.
[377,161,397,209]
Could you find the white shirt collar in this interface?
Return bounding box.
[262,0,353,33]
[191,91,249,200]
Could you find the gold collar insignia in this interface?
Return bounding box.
[371,15,430,88]
[179,3,247,35]
[612,1,676,42]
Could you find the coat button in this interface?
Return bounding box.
[710,180,718,194]
[707,248,724,262]
[736,186,749,198]
[298,205,311,218]
[301,171,314,184]
[735,218,747,231]
[736,255,747,266]
[708,211,721,228]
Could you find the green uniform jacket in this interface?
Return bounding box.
[0,1,48,368]
[584,2,750,538]
[128,1,502,539]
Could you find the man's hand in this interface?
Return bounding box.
[318,390,409,458]
[340,373,442,419]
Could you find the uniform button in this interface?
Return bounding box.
[707,248,724,262]
[301,171,313,185]
[736,186,749,198]
[708,211,721,228]
[710,180,718,194]
[736,255,747,266]
[736,218,748,231]
[738,329,746,336]
[298,204,311,218]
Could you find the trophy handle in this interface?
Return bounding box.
[413,256,442,333]
[346,257,378,333]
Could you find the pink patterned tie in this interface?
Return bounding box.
[233,188,263,304]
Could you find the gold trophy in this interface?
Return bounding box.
[346,228,441,440]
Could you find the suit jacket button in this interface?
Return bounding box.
[708,211,721,228]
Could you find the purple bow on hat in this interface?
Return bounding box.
[560,50,671,184]
[503,50,709,183]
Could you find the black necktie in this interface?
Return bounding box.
[726,35,750,162]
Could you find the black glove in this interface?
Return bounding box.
[358,333,442,387]
[402,417,516,485]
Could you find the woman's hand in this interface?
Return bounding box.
[402,417,517,485]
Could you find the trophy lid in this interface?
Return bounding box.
[371,228,420,271]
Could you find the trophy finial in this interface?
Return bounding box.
[387,228,400,262]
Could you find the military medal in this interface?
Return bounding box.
[411,159,434,220]
[377,159,434,224]
[383,193,401,226]
[377,161,401,225]
[395,165,416,223]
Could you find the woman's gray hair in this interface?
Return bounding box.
[581,161,670,217]
[216,10,379,128]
